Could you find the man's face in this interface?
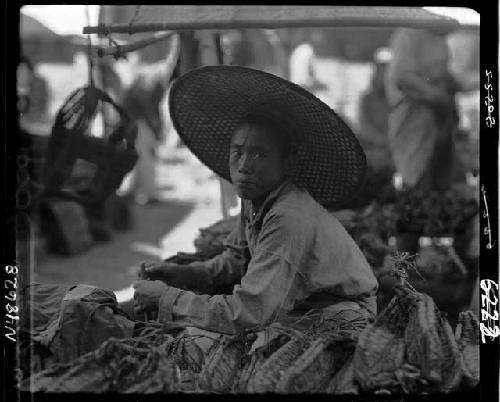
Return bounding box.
[229,123,289,202]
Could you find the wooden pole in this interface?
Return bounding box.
[83,17,467,35]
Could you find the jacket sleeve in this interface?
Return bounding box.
[157,214,303,334]
[186,214,249,295]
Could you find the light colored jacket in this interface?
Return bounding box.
[158,180,378,334]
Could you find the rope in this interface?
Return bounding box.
[86,5,95,87]
[128,5,142,35]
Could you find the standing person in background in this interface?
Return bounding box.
[384,28,464,192]
[18,55,50,129]
[121,34,180,205]
[357,47,392,171]
[289,41,328,94]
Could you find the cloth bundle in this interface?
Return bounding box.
[19,283,135,379]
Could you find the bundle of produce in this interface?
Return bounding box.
[455,311,480,387]
[246,330,311,393]
[275,334,355,393]
[393,187,478,239]
[341,202,397,273]
[325,354,358,394]
[165,334,206,391]
[193,215,239,255]
[233,330,291,392]
[197,331,257,393]
[165,334,205,372]
[416,240,468,280]
[21,320,205,393]
[22,337,179,393]
[352,285,414,392]
[351,252,477,395]
[239,312,360,394]
[403,287,463,393]
[343,202,398,243]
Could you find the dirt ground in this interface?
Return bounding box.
[30,152,225,302]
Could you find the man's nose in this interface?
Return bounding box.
[238,154,253,173]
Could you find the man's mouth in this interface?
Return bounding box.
[235,178,256,186]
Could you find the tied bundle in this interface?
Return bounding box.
[234,331,291,392]
[352,286,413,392]
[246,331,311,393]
[455,311,480,387]
[43,85,138,206]
[197,332,256,393]
[403,288,463,393]
[274,336,349,393]
[22,337,178,393]
[347,252,478,394]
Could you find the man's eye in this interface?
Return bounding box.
[253,152,264,159]
[231,150,242,157]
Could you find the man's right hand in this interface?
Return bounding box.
[141,262,190,289]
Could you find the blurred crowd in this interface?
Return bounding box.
[18,16,480,215]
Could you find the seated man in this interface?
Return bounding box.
[133,66,378,336]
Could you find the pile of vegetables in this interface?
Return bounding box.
[392,187,478,239]
[338,185,478,277]
[21,255,479,395]
[193,215,239,256]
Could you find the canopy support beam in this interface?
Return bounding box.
[83,18,466,36]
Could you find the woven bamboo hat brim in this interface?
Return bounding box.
[169,65,366,207]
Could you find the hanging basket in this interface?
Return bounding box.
[42,85,138,206]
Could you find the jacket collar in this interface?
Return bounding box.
[243,178,294,227]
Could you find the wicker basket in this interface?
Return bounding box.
[42,85,138,207]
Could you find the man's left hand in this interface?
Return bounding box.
[133,280,168,315]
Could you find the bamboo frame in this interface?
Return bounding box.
[96,31,175,58]
[83,16,470,36]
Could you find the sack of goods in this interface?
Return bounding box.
[19,283,135,380]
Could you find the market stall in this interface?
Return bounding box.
[19,5,480,396]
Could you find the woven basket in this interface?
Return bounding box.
[43,85,138,206]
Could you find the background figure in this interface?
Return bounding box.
[121,77,164,205]
[18,55,50,126]
[17,55,34,117]
[384,28,464,192]
[357,47,392,171]
[121,35,180,205]
[289,41,328,94]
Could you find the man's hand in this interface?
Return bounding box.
[133,280,168,315]
[141,262,206,290]
[141,262,184,284]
